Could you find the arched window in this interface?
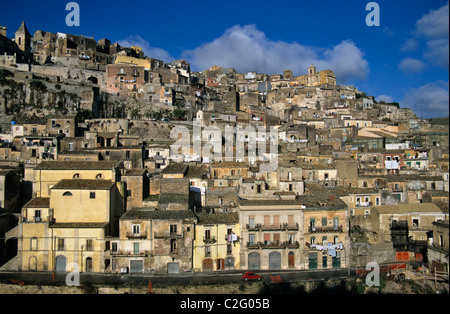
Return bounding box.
[73,173,80,179]
[63,191,73,196]
[96,173,103,179]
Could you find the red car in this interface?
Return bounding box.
[242,271,262,281]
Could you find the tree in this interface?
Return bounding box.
[172,108,187,120]
[76,109,94,123]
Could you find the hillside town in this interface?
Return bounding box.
[0,21,448,287]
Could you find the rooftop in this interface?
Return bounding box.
[373,203,444,215]
[120,208,196,220]
[51,179,115,190]
[35,160,122,170]
[23,197,50,208]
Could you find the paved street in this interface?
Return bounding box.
[0,268,354,287]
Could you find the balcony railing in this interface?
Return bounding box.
[126,231,148,239]
[246,241,300,249]
[308,225,343,233]
[203,236,216,244]
[154,232,183,239]
[109,250,152,257]
[225,234,240,242]
[246,223,299,231]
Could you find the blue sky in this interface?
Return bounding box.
[1,0,448,118]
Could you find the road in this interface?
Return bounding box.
[0,268,354,287]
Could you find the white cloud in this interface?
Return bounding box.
[182,24,369,84]
[424,38,449,67]
[117,35,174,62]
[376,95,394,103]
[398,57,426,73]
[399,38,419,52]
[414,2,449,67]
[415,2,449,39]
[401,80,449,118]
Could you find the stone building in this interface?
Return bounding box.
[239,199,304,270]
[112,208,196,274]
[18,178,125,272]
[193,212,240,272]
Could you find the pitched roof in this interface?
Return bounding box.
[196,212,239,225]
[23,197,50,208]
[35,160,122,170]
[15,21,31,37]
[51,179,115,190]
[120,208,196,220]
[374,203,444,215]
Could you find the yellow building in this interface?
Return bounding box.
[303,207,348,269]
[297,64,336,87]
[32,160,123,198]
[193,212,240,272]
[115,55,151,70]
[19,179,125,272]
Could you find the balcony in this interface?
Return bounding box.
[203,236,216,244]
[246,223,299,231]
[154,232,183,239]
[126,231,148,239]
[305,242,344,251]
[308,225,343,233]
[355,202,372,208]
[109,250,152,257]
[392,186,404,192]
[246,241,300,249]
[225,234,240,242]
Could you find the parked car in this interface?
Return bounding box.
[242,271,262,281]
[161,118,170,122]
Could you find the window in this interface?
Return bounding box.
[86,239,93,251]
[58,238,65,251]
[310,218,316,230]
[63,191,73,196]
[170,224,177,235]
[248,217,255,229]
[322,217,327,227]
[89,192,96,199]
[31,238,38,250]
[412,219,419,228]
[334,236,339,244]
[111,242,118,252]
[263,233,270,245]
[34,210,41,222]
[205,246,211,257]
[132,224,140,235]
[133,242,139,255]
[205,229,211,240]
[249,234,255,245]
[96,173,103,179]
[73,173,80,179]
[219,198,223,205]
